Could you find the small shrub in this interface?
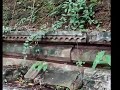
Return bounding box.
[92,51,111,69]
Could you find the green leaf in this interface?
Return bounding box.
[37,63,44,71]
[103,55,111,66]
[30,62,42,70]
[43,64,48,71]
[80,20,85,24]
[24,43,29,47]
[92,51,105,69]
[79,25,84,29]
[74,7,79,12]
[79,7,84,10]
[76,59,85,67]
[62,14,66,17]
[96,24,100,29]
[90,0,98,3]
[96,51,105,61]
[93,20,99,24]
[65,9,68,13]
[88,20,93,25]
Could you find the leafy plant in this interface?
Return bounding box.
[49,0,100,30]
[92,51,111,69]
[22,30,46,55]
[16,0,38,25]
[23,22,62,56]
[76,59,85,67]
[23,0,100,57]
[3,26,12,34]
[3,10,11,26]
[17,17,29,25]
[30,61,48,72]
[22,24,49,56]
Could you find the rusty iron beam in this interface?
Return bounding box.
[3,36,111,45]
[3,53,72,64]
[3,35,87,44]
[3,30,111,45]
[3,41,110,67]
[3,52,111,68]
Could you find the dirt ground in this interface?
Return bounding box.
[3,0,111,31]
[94,0,111,30]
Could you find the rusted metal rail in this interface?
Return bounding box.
[3,30,111,66]
[3,30,111,45]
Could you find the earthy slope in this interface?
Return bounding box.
[3,0,111,31]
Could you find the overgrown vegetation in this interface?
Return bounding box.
[3,0,55,27]
[2,26,12,34]
[50,0,100,30]
[3,0,110,29]
[22,0,100,57]
[76,51,111,69]
[92,51,111,69]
